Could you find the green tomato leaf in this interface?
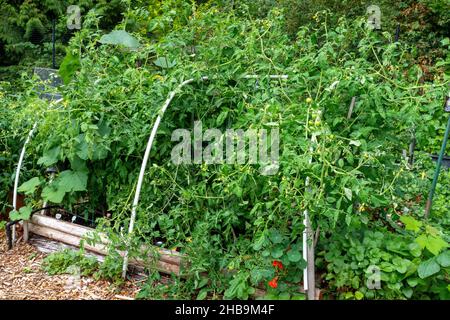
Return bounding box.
[343,188,352,201]
[99,30,140,49]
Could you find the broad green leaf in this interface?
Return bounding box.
[354,291,364,300]
[402,287,413,299]
[417,258,440,279]
[9,206,32,221]
[269,230,283,244]
[425,225,440,237]
[406,277,419,287]
[400,216,422,232]
[271,246,284,259]
[42,186,66,203]
[18,177,41,195]
[287,250,302,262]
[415,234,428,249]
[9,210,20,221]
[392,257,409,274]
[436,250,450,267]
[153,57,176,69]
[99,30,140,49]
[59,51,80,84]
[75,135,89,160]
[37,147,60,166]
[415,234,447,255]
[58,170,88,192]
[425,235,448,256]
[408,242,422,257]
[69,156,88,173]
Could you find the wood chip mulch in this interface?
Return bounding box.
[0,230,142,300]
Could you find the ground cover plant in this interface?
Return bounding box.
[1,0,449,300]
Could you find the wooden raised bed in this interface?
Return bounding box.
[28,214,320,299]
[28,214,182,275]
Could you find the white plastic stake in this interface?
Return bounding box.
[303,110,321,298]
[12,98,63,245]
[122,78,195,278]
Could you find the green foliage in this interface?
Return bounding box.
[43,246,124,285]
[2,0,450,300]
[42,248,99,276]
[420,0,450,28]
[99,30,140,49]
[93,251,124,284]
[59,51,81,84]
[24,18,46,43]
[9,206,32,221]
[319,222,449,299]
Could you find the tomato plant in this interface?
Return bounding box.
[1,1,449,300]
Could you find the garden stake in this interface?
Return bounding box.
[11,98,63,245]
[395,23,400,43]
[303,110,321,300]
[52,18,56,69]
[347,96,356,119]
[408,128,416,167]
[424,94,450,218]
[12,122,37,244]
[121,78,195,279]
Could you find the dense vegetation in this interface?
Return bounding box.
[1,0,449,300]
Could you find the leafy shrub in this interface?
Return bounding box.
[4,1,450,300]
[319,220,449,299]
